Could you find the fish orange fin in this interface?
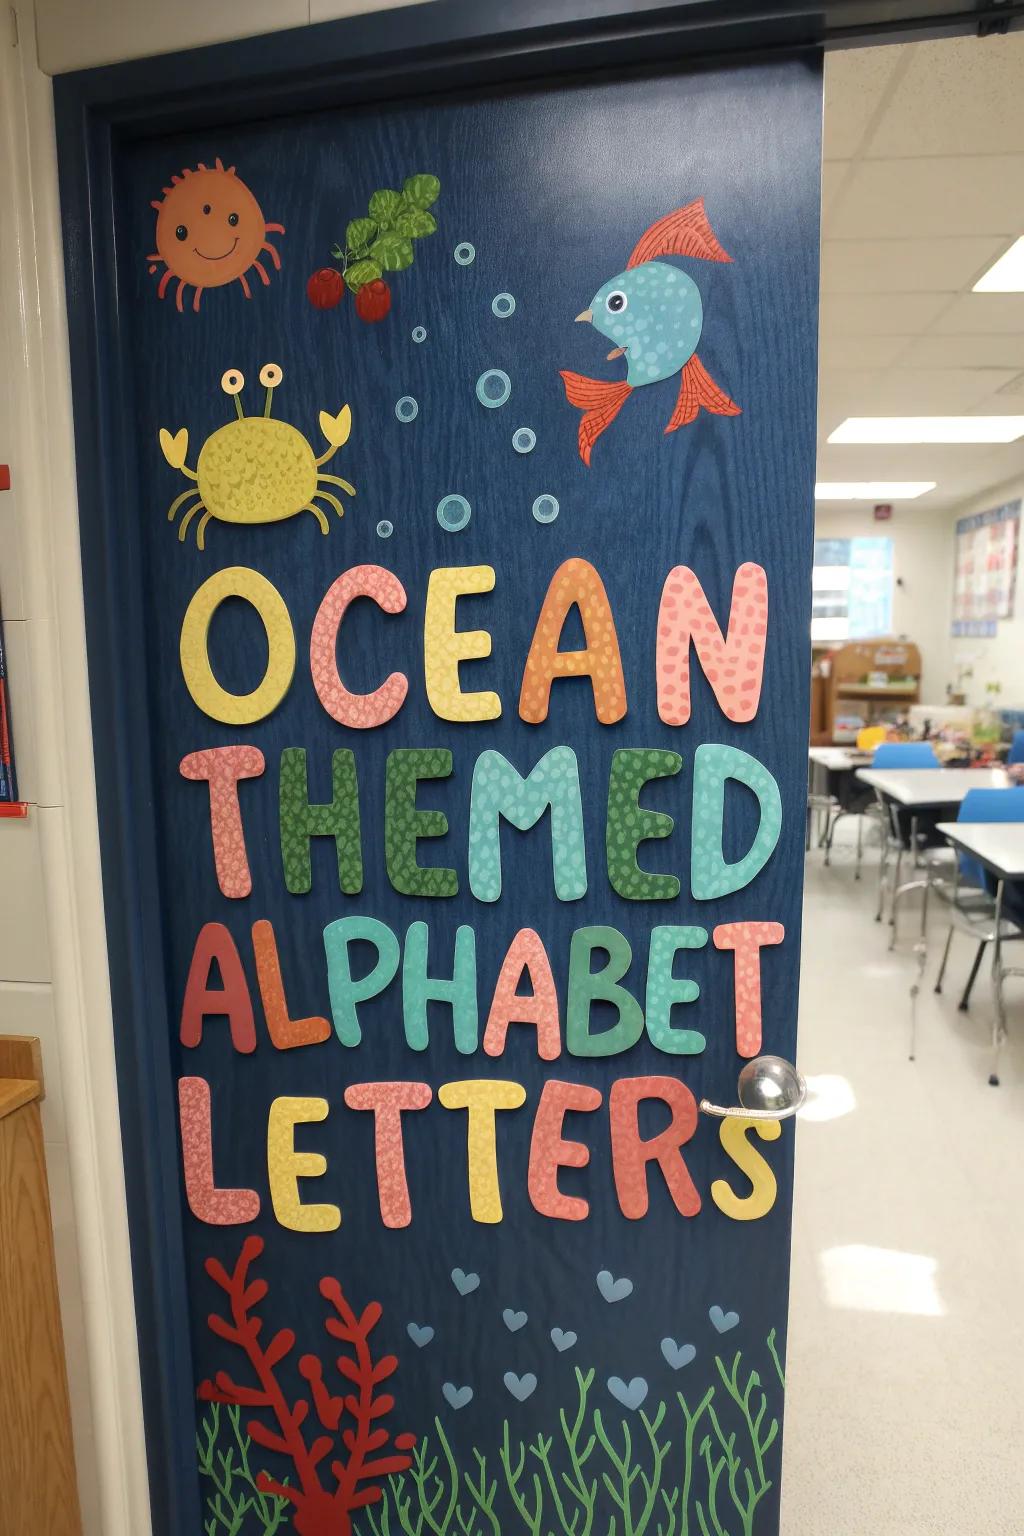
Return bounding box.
[665,355,741,433]
[560,372,632,466]
[627,198,732,269]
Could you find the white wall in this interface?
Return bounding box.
[945,473,1024,711]
[813,503,954,700]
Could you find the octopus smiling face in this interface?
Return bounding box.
[148,159,284,314]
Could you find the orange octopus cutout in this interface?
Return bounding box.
[147,159,284,314]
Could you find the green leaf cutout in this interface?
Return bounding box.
[370,234,414,272]
[344,258,382,290]
[403,173,441,209]
[393,207,437,238]
[368,189,403,225]
[346,217,378,253]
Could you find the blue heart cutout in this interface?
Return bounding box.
[504,1371,538,1402]
[442,1382,473,1410]
[503,1308,528,1332]
[661,1337,696,1370]
[709,1305,740,1334]
[551,1328,577,1352]
[596,1270,634,1303]
[608,1376,648,1410]
[407,1323,434,1348]
[451,1268,480,1296]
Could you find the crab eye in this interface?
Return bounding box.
[175,224,188,241]
[259,363,283,388]
[228,212,239,227]
[221,369,245,396]
[202,204,211,215]
[606,290,627,314]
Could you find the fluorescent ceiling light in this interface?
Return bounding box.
[828,417,1024,445]
[973,236,1024,293]
[815,481,935,500]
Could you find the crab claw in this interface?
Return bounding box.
[159,427,189,470]
[319,406,352,451]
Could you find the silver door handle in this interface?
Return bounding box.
[699,1055,806,1120]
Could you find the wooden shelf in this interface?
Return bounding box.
[836,685,919,699]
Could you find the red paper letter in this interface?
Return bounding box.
[713,921,785,1058]
[179,922,256,1054]
[484,928,561,1060]
[178,1076,260,1224]
[343,1081,432,1228]
[310,565,409,728]
[252,918,331,1050]
[528,1080,602,1220]
[657,563,767,725]
[609,1075,701,1219]
[180,745,264,897]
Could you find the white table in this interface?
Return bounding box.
[854,768,1011,942]
[935,819,1024,1085]
[807,748,874,862]
[809,747,873,772]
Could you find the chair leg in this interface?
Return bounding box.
[934,923,955,994]
[989,959,1007,1088]
[855,814,863,881]
[875,838,888,923]
[958,940,987,1012]
[888,847,903,949]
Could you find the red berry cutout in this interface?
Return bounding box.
[307,268,345,309]
[356,279,392,323]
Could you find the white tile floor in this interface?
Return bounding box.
[782,819,1024,1535]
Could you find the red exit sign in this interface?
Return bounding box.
[873,502,893,521]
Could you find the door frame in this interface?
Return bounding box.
[51,2,1016,1529]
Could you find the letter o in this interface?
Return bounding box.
[180,567,295,724]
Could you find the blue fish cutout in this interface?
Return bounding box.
[560,199,740,465]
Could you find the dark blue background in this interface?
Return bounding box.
[116,55,820,1528]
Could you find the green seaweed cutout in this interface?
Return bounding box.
[330,174,440,290]
[197,1402,289,1536]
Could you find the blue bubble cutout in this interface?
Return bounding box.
[437,494,472,533]
[492,292,516,318]
[395,396,419,423]
[512,428,536,454]
[532,495,560,525]
[476,369,511,409]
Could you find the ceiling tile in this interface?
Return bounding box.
[861,368,1018,413]
[930,293,1024,335]
[819,334,910,370]
[863,34,1024,158]
[823,45,907,160]
[826,156,1024,241]
[821,237,1003,295]
[899,335,1024,370]
[820,292,951,336]
[821,161,852,228]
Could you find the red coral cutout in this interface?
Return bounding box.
[198,1236,415,1536]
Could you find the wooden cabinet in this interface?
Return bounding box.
[817,640,922,744]
[0,1036,81,1536]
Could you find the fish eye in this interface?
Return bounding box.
[606,290,628,314]
[175,224,188,241]
[220,369,245,396]
[228,212,239,227]
[202,204,211,215]
[259,363,283,388]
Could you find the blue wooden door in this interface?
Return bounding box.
[73,46,819,1536]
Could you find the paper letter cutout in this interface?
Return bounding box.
[310,565,409,728]
[711,1116,780,1221]
[606,748,682,900]
[343,1082,432,1227]
[424,566,501,722]
[279,748,362,895]
[484,928,561,1061]
[179,1076,259,1224]
[180,567,295,724]
[519,558,627,724]
[691,743,782,899]
[323,916,400,1046]
[468,746,587,902]
[385,748,458,897]
[566,926,644,1058]
[180,745,264,898]
[402,921,479,1053]
[644,926,708,1054]
[252,919,331,1050]
[267,1097,340,1232]
[179,922,256,1054]
[657,563,768,725]
[609,1076,701,1219]
[437,1079,526,1223]
[713,921,785,1057]
[528,1080,602,1220]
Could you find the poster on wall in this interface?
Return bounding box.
[70,47,820,1536]
[952,499,1021,637]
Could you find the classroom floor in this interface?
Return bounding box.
[781,820,1024,1536]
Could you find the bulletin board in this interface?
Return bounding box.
[952,499,1021,637]
[55,10,821,1534]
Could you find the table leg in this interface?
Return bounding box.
[989,879,1006,1087]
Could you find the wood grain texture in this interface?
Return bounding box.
[0,1096,82,1535]
[0,1080,41,1120]
[0,1034,44,1097]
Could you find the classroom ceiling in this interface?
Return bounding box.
[818,32,1024,514]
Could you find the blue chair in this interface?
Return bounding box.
[1008,730,1024,765]
[872,741,939,769]
[933,788,1024,1076]
[870,741,942,935]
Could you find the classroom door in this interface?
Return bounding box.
[72,48,820,1536]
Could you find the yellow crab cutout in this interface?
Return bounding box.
[160,363,355,550]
